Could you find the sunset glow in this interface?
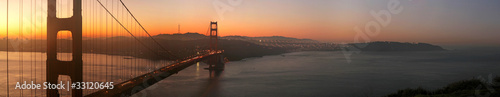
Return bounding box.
[1,0,500,45]
[1,1,500,97]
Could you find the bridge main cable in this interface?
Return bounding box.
[118,0,180,60]
[96,0,176,60]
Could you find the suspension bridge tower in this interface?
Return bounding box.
[46,0,83,97]
[208,21,225,70]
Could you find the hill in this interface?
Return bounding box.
[349,41,446,51]
[386,77,500,97]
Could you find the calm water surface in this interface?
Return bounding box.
[1,50,500,97]
[134,50,500,97]
[0,51,171,96]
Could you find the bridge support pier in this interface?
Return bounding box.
[208,54,225,70]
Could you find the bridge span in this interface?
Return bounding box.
[86,51,224,97]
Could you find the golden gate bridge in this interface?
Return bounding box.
[1,0,225,96]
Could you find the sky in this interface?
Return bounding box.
[1,0,500,45]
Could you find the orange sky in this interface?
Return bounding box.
[1,0,500,45]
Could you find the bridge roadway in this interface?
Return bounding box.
[85,51,223,97]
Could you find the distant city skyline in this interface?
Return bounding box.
[1,0,499,45]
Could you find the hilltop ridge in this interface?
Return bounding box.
[0,33,447,61]
[348,41,446,51]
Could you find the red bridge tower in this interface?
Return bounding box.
[208,21,224,70]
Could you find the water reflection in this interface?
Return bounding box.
[196,62,200,78]
[199,70,223,97]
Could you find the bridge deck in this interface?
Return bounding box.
[85,52,222,97]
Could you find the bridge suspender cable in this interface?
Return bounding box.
[96,0,177,60]
[30,0,33,95]
[19,0,23,95]
[118,0,179,60]
[105,0,109,83]
[6,0,9,96]
[33,0,36,95]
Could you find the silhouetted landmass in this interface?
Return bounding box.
[386,77,500,97]
[222,35,339,51]
[349,41,446,51]
[153,39,288,61]
[224,35,318,42]
[152,33,336,60]
[219,39,288,61]
[0,36,288,61]
[81,37,288,61]
[1,34,446,61]
[154,32,207,41]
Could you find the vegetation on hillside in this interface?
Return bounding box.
[386,77,500,97]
